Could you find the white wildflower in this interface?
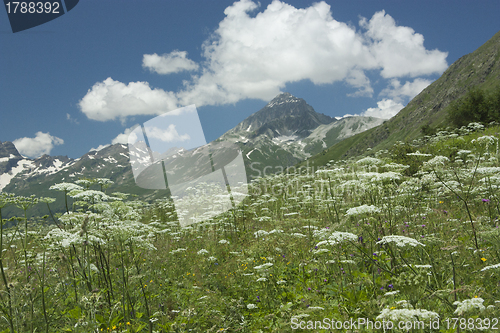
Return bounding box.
[454,298,485,315]
[254,230,269,238]
[377,235,425,247]
[356,157,382,165]
[345,204,381,216]
[406,151,432,157]
[170,248,187,254]
[481,263,500,271]
[197,249,209,255]
[377,308,439,322]
[247,303,257,309]
[254,263,273,270]
[424,155,449,168]
[307,306,324,310]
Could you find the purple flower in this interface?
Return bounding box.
[308,287,311,291]
[483,199,490,203]
[380,287,384,290]
[324,279,327,282]
[388,284,393,289]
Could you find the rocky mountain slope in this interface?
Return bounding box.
[221,92,383,176]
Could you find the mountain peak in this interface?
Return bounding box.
[0,141,22,159]
[266,92,301,108]
[227,93,335,140]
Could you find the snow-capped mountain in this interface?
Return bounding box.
[0,93,382,216]
[222,92,384,175]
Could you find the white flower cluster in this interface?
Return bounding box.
[406,151,432,157]
[376,235,425,247]
[254,230,269,238]
[480,263,500,271]
[356,157,383,166]
[254,263,273,270]
[197,249,209,255]
[453,297,485,315]
[49,182,83,192]
[345,204,381,216]
[377,308,439,322]
[423,155,449,168]
[170,248,187,254]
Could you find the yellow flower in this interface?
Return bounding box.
[112,326,116,329]
[439,201,443,204]
[481,257,487,262]
[390,306,396,310]
[127,322,131,325]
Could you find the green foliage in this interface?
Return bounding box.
[448,86,500,128]
[3,127,500,331]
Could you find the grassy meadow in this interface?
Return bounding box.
[1,122,500,332]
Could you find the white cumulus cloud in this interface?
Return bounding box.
[13,132,64,158]
[381,78,433,102]
[145,125,190,142]
[360,10,448,78]
[142,51,199,75]
[112,126,138,145]
[361,99,404,119]
[79,0,448,122]
[79,78,178,122]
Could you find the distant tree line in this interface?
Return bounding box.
[447,86,500,127]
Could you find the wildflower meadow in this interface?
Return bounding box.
[1,122,500,332]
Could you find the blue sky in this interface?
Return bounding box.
[1,0,499,159]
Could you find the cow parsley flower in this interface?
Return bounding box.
[197,249,209,255]
[254,230,269,238]
[424,155,449,168]
[453,298,485,315]
[307,306,324,310]
[247,303,257,309]
[49,182,83,192]
[356,157,382,165]
[254,263,273,270]
[480,263,500,271]
[377,308,439,322]
[346,205,381,216]
[377,235,425,247]
[170,248,187,254]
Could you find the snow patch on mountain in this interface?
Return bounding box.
[0,159,34,192]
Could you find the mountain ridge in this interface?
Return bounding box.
[0,93,383,216]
